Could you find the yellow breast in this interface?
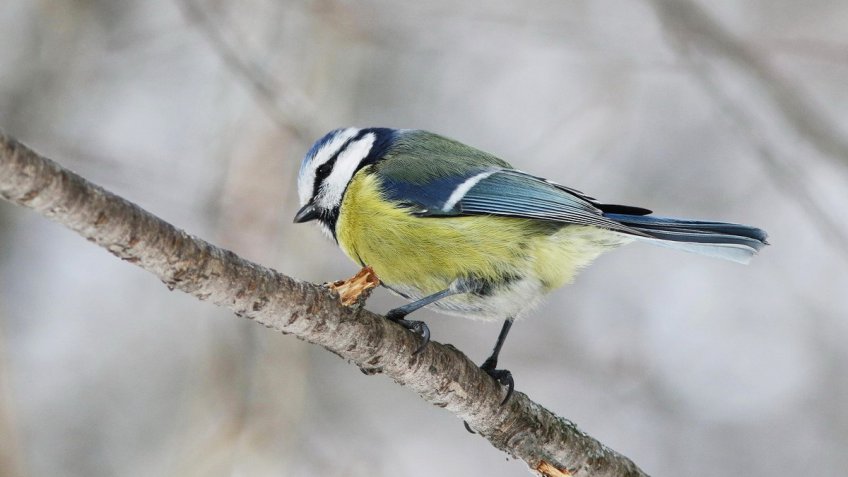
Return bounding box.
[335,169,626,299]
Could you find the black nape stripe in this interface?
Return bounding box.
[352,127,396,174]
[312,128,394,199]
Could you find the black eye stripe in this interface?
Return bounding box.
[307,128,395,243]
[311,129,379,199]
[311,136,355,199]
[312,157,337,198]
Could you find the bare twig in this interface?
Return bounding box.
[650,0,848,257]
[0,132,649,476]
[174,0,317,140]
[651,0,848,165]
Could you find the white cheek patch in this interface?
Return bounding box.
[298,127,359,205]
[318,133,376,209]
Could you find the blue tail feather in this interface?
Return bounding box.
[603,213,768,264]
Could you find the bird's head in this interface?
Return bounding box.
[294,127,398,237]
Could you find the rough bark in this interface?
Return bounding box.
[0,131,648,477]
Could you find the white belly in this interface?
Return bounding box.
[386,276,547,322]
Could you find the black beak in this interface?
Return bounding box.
[293,202,320,223]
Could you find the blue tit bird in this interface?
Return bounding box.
[294,127,768,401]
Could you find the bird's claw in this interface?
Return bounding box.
[387,312,430,355]
[481,359,514,405]
[463,359,515,433]
[405,320,430,355]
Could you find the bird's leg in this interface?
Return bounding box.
[481,318,515,405]
[385,288,459,355]
[464,318,517,434]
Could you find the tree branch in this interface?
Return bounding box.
[651,0,848,165]
[174,0,318,141]
[0,131,648,477]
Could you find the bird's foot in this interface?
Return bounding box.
[385,309,430,355]
[481,357,514,406]
[463,358,515,434]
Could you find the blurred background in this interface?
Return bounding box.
[1,1,847,475]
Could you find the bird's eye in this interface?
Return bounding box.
[317,163,332,176]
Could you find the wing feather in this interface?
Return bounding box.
[376,163,645,234]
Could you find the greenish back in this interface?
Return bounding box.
[376,130,512,184]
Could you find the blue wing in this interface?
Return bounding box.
[377,166,646,234]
